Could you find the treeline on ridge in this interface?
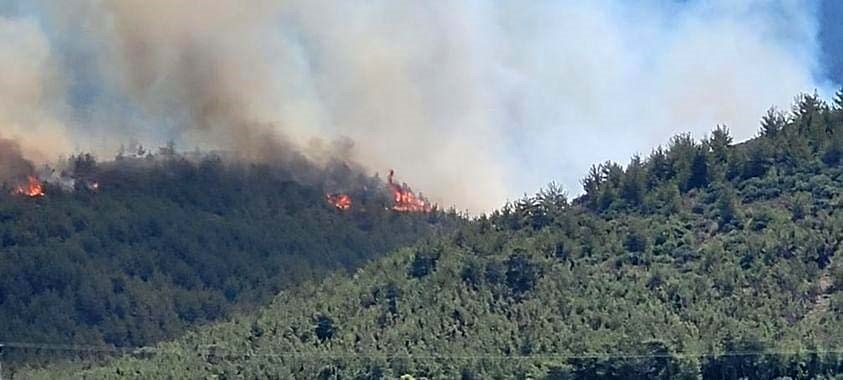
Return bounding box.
[0,152,461,367]
[34,90,843,379]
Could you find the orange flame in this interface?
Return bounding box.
[326,193,352,210]
[14,176,45,197]
[387,170,432,212]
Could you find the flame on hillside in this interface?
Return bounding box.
[388,170,432,212]
[326,193,352,210]
[14,176,44,197]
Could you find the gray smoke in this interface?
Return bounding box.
[0,0,836,212]
[0,15,71,161]
[0,136,34,184]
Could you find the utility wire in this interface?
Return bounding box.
[1,342,841,360]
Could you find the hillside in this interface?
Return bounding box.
[0,153,459,367]
[19,92,843,379]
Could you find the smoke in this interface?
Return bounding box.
[0,137,34,184]
[0,0,837,212]
[0,15,71,162]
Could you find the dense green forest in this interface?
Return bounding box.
[0,152,459,367]
[14,91,843,379]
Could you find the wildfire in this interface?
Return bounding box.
[387,170,432,212]
[14,176,45,197]
[326,193,352,210]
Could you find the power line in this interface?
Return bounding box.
[0,342,128,353]
[1,342,841,361]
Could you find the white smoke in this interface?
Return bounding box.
[0,0,836,212]
[0,15,71,161]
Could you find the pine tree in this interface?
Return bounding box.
[707,125,732,163]
[646,147,672,189]
[667,133,696,164]
[537,182,568,212]
[716,183,739,230]
[505,253,538,296]
[743,140,771,178]
[791,91,826,120]
[833,87,843,112]
[581,164,603,209]
[602,161,624,188]
[599,162,624,210]
[314,314,336,342]
[759,107,785,138]
[621,155,646,206]
[686,147,709,190]
[822,132,842,166]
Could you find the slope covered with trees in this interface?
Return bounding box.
[20,91,843,379]
[0,153,459,367]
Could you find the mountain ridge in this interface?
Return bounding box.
[17,91,843,379]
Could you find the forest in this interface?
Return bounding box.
[10,90,843,379]
[0,150,460,367]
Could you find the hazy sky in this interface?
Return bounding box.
[0,0,840,212]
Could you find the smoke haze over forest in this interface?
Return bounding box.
[0,0,839,212]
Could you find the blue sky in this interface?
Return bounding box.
[820,0,843,83]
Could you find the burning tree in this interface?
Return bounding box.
[1,137,43,197]
[326,193,352,210]
[14,176,45,197]
[387,170,432,212]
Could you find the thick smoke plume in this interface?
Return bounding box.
[0,0,837,212]
[0,16,71,162]
[0,136,33,184]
